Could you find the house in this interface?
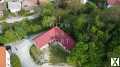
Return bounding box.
[0,0,4,2]
[81,0,88,4]
[22,0,38,10]
[33,26,75,50]
[0,0,5,16]
[107,0,120,7]
[22,0,48,10]
[8,1,22,13]
[0,45,10,67]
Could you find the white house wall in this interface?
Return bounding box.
[6,51,10,67]
[0,0,4,3]
[8,2,22,13]
[81,0,88,4]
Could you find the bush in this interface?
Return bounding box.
[10,54,22,67]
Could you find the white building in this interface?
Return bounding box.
[0,0,5,16]
[8,1,22,13]
[81,0,88,4]
[0,0,4,3]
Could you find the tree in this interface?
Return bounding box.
[99,7,120,66]
[41,16,56,28]
[73,14,87,31]
[66,0,82,14]
[67,40,105,67]
[4,30,18,43]
[0,36,7,43]
[40,3,55,16]
[14,26,27,39]
[67,5,120,67]
[67,42,89,67]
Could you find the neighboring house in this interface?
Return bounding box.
[0,45,10,67]
[1,0,48,14]
[0,0,5,16]
[107,0,120,7]
[8,1,22,13]
[33,26,75,51]
[81,0,88,4]
[39,0,48,5]
[0,0,4,2]
[22,0,39,10]
[22,0,48,10]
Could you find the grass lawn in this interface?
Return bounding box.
[10,54,22,67]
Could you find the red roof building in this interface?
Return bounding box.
[0,44,10,67]
[107,0,120,6]
[0,47,6,67]
[33,27,75,49]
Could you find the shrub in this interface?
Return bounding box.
[10,54,22,67]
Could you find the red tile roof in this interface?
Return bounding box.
[107,0,120,6]
[0,47,6,67]
[33,27,75,49]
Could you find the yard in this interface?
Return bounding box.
[49,43,69,64]
[30,43,69,65]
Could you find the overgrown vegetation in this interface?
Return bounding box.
[0,0,120,67]
[49,43,68,64]
[0,19,42,43]
[30,45,43,65]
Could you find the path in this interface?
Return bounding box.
[6,36,73,67]
[9,39,73,67]
[0,14,39,23]
[10,39,39,67]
